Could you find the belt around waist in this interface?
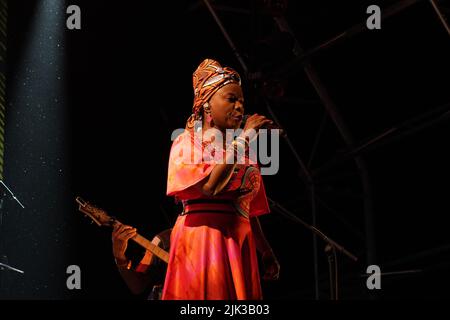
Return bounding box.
[181,199,237,215]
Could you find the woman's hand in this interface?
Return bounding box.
[262,250,280,281]
[237,114,274,149]
[242,113,273,133]
[112,223,137,262]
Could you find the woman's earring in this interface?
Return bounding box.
[194,115,202,132]
[204,103,214,127]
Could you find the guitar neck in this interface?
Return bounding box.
[131,233,170,264]
[75,198,170,264]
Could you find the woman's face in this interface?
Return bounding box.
[207,83,244,131]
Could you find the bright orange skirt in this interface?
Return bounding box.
[161,212,262,300]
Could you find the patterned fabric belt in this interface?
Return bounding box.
[181,199,237,215]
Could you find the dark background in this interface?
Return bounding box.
[1,0,450,299]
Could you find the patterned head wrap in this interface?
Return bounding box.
[186,59,241,129]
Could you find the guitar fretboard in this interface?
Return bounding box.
[132,234,170,264]
[76,199,171,265]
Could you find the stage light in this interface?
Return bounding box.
[2,0,71,299]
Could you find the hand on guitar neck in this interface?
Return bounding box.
[75,196,170,264]
[112,222,137,267]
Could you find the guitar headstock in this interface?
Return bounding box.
[75,196,115,227]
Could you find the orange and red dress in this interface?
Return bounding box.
[161,131,270,300]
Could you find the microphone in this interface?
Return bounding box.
[241,114,286,137]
